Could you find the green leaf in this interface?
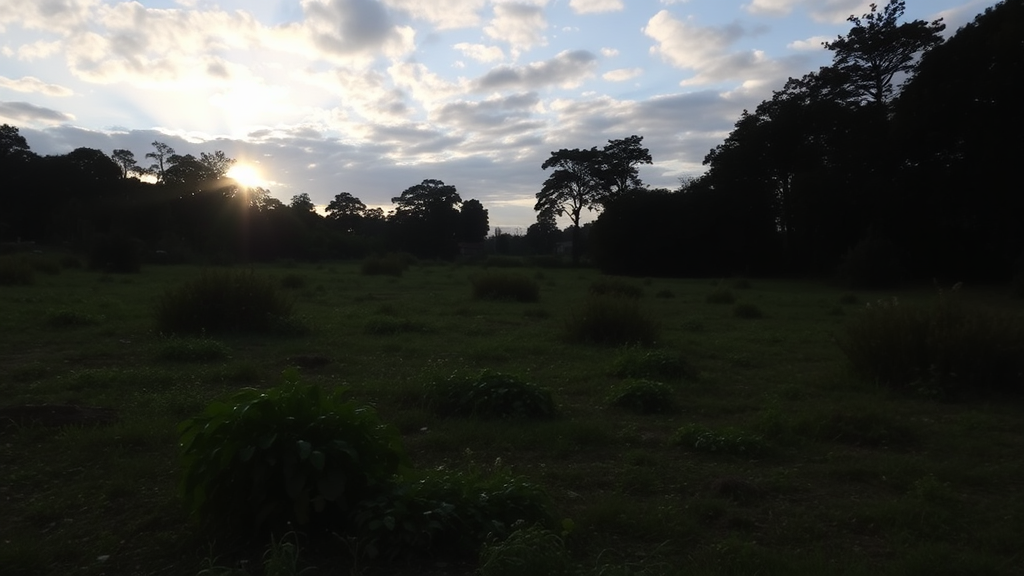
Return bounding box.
[309,450,325,470]
[296,440,312,460]
[239,445,255,462]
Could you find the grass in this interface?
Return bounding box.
[1,265,1023,575]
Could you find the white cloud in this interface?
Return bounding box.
[16,40,62,61]
[0,75,74,97]
[0,101,74,124]
[644,11,743,70]
[474,50,597,91]
[484,2,548,53]
[569,0,623,14]
[787,35,830,50]
[744,0,871,24]
[602,68,642,82]
[600,47,619,57]
[0,0,100,33]
[383,0,487,29]
[453,42,506,62]
[301,0,415,59]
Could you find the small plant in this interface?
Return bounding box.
[361,253,408,276]
[158,337,229,362]
[733,303,763,319]
[280,273,307,289]
[564,296,659,346]
[45,308,101,327]
[611,348,692,380]
[425,371,557,419]
[156,270,299,335]
[178,371,407,538]
[0,255,34,285]
[706,288,736,304]
[605,379,676,414]
[589,278,643,299]
[471,272,540,302]
[672,424,767,456]
[478,525,571,576]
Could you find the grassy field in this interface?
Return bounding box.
[2,260,1023,575]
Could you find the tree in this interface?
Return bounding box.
[164,154,217,189]
[597,135,652,200]
[199,150,235,178]
[536,147,603,265]
[525,208,561,256]
[290,193,316,213]
[146,141,175,182]
[391,179,463,258]
[458,199,489,244]
[325,192,367,233]
[823,0,945,106]
[111,149,140,179]
[0,124,30,163]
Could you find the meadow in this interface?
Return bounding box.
[1,257,1023,575]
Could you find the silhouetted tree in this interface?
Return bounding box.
[111,149,140,179]
[458,199,489,243]
[325,192,366,233]
[536,147,603,265]
[597,135,652,200]
[391,179,462,259]
[146,141,175,182]
[525,208,561,256]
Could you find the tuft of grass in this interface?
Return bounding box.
[479,525,571,576]
[839,288,1024,397]
[733,303,763,319]
[706,288,736,304]
[425,370,557,420]
[471,272,540,302]
[589,278,643,299]
[672,424,768,456]
[611,348,692,380]
[361,253,409,276]
[45,308,102,327]
[157,337,229,362]
[155,269,299,335]
[564,296,659,346]
[605,379,676,414]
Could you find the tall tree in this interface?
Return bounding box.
[0,124,30,163]
[111,149,140,179]
[457,198,489,244]
[598,135,652,200]
[290,193,316,213]
[325,192,366,232]
[199,150,235,178]
[536,147,603,265]
[823,0,945,106]
[391,179,463,258]
[146,141,175,182]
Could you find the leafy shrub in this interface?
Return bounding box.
[839,288,1024,397]
[45,308,101,327]
[611,348,692,380]
[479,525,571,576]
[564,296,659,346]
[484,255,526,268]
[351,467,555,559]
[88,232,142,273]
[733,303,763,319]
[605,379,676,414]
[155,270,299,335]
[471,272,540,302]
[589,278,643,299]
[363,317,432,335]
[280,273,307,289]
[0,255,34,285]
[178,373,407,538]
[835,231,902,289]
[706,288,736,304]
[425,371,557,420]
[361,253,408,276]
[158,337,229,362]
[672,424,768,456]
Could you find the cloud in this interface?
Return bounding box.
[15,40,63,61]
[474,50,597,91]
[484,2,548,52]
[301,0,414,59]
[569,0,623,14]
[0,0,99,33]
[433,92,543,135]
[453,42,506,62]
[787,35,830,50]
[382,0,487,29]
[0,101,75,124]
[600,47,619,57]
[602,68,642,82]
[744,0,871,24]
[0,75,74,97]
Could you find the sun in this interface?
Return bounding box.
[226,163,264,188]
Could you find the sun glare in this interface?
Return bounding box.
[226,164,263,188]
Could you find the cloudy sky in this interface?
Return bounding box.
[0,0,996,231]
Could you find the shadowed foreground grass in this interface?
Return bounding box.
[1,262,1022,575]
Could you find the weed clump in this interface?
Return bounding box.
[478,525,571,576]
[589,278,643,299]
[606,379,676,414]
[426,371,557,420]
[158,337,229,362]
[839,287,1024,397]
[672,424,767,456]
[471,272,540,302]
[611,348,692,380]
[45,308,101,327]
[564,296,659,346]
[155,269,299,335]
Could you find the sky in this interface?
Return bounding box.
[0,0,998,232]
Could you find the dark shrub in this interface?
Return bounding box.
[655,289,674,299]
[839,288,1024,397]
[589,278,643,299]
[156,269,299,335]
[59,254,82,269]
[484,255,526,268]
[89,233,142,273]
[528,255,564,269]
[178,375,407,538]
[611,348,692,380]
[605,379,676,414]
[362,253,408,276]
[479,525,570,576]
[706,288,736,304]
[280,273,307,289]
[835,231,902,289]
[732,278,753,289]
[564,296,659,346]
[733,303,763,319]
[45,308,101,327]
[426,371,557,420]
[471,272,540,302]
[672,424,768,456]
[0,255,34,285]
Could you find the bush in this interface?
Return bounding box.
[611,348,692,380]
[835,231,902,289]
[426,371,557,420]
[280,273,307,289]
[589,278,643,299]
[471,272,540,302]
[45,308,101,327]
[605,379,676,414]
[564,296,659,346]
[839,288,1024,397]
[361,253,409,276]
[672,424,768,456]
[706,288,736,304]
[158,337,229,362]
[479,525,571,576]
[0,255,34,285]
[156,270,299,335]
[733,303,763,319]
[178,373,407,538]
[89,233,142,273]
